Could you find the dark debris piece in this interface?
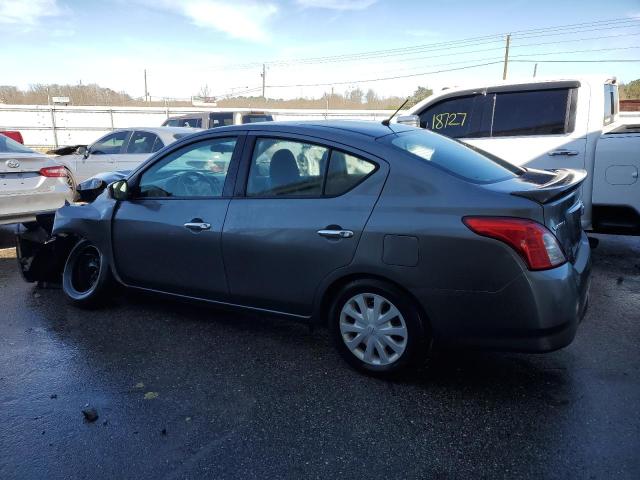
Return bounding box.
[82,408,99,422]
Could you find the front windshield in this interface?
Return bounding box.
[0,135,35,154]
[382,130,524,184]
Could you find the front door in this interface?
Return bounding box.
[78,130,130,181]
[222,134,387,316]
[112,135,243,300]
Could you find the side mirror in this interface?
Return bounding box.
[76,145,87,156]
[396,115,421,128]
[110,179,130,201]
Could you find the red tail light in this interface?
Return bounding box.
[463,217,566,271]
[39,166,67,178]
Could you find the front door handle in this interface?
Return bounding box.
[184,222,211,232]
[317,229,354,239]
[549,149,579,156]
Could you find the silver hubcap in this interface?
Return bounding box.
[339,293,408,366]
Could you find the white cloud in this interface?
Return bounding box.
[0,0,63,25]
[295,0,377,11]
[146,0,277,42]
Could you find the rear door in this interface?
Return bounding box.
[222,133,387,315]
[79,130,130,181]
[112,134,244,300]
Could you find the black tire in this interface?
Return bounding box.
[62,239,112,308]
[64,169,79,201]
[329,279,430,376]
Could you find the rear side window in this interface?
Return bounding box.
[385,130,523,184]
[242,114,273,124]
[492,89,570,136]
[419,95,485,138]
[325,151,376,196]
[126,131,161,154]
[247,138,328,197]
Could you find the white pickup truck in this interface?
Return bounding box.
[399,76,640,235]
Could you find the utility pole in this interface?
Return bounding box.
[144,69,148,102]
[261,64,266,100]
[533,63,538,78]
[502,34,511,80]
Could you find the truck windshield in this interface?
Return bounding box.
[382,130,524,184]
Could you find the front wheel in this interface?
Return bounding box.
[62,240,112,307]
[329,279,430,375]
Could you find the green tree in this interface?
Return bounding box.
[620,79,640,100]
[405,86,433,108]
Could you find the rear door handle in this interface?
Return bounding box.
[549,149,579,156]
[184,222,211,232]
[317,229,354,239]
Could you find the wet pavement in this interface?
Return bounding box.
[0,225,639,479]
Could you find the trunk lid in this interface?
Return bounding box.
[488,168,587,263]
[0,153,48,174]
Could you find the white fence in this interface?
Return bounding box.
[0,105,396,148]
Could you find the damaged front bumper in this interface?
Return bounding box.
[16,213,67,283]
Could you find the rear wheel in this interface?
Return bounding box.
[329,279,430,375]
[62,240,112,307]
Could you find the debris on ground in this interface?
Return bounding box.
[134,382,145,389]
[82,408,99,422]
[50,394,57,399]
[617,276,624,285]
[143,391,158,400]
[161,428,167,436]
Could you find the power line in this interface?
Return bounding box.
[218,17,639,70]
[265,58,640,90]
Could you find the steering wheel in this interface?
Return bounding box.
[175,171,221,196]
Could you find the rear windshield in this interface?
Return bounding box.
[0,134,35,154]
[383,130,523,184]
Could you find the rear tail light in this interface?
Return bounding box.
[39,166,67,178]
[463,217,566,271]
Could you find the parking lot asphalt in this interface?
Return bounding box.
[0,225,638,480]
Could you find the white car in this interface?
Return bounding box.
[399,76,640,235]
[54,127,200,186]
[0,135,73,225]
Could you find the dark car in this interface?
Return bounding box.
[17,121,591,375]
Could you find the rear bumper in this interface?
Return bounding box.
[0,181,71,225]
[415,232,591,352]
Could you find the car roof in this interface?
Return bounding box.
[196,120,415,140]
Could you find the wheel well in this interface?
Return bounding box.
[316,273,431,332]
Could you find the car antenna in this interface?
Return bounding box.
[381,97,410,127]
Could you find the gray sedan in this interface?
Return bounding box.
[20,121,591,375]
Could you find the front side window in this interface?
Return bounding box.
[384,130,523,184]
[91,131,129,155]
[247,138,329,197]
[126,131,161,154]
[325,151,376,196]
[137,137,236,198]
[492,89,570,136]
[419,95,485,138]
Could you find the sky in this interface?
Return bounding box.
[0,0,639,101]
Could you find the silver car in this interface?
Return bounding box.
[54,127,200,187]
[17,121,591,375]
[0,135,72,225]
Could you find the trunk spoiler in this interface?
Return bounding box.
[510,169,587,204]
